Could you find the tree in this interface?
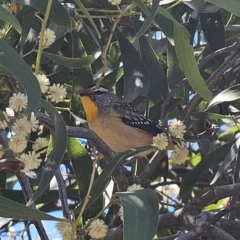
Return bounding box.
[0,0,240,239]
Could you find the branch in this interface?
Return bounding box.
[55,167,72,220]
[137,151,164,187]
[191,183,240,208]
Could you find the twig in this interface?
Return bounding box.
[191,183,240,209]
[72,157,98,239]
[229,144,240,219]
[155,231,183,240]
[137,150,165,187]
[211,203,240,224]
[198,42,238,69]
[35,0,53,74]
[55,167,72,220]
[96,3,135,87]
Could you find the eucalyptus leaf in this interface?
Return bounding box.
[210,136,240,185]
[0,39,41,114]
[134,0,161,40]
[27,100,67,205]
[117,189,159,240]
[0,5,21,33]
[0,196,63,221]
[75,146,154,213]
[207,84,240,109]
[174,22,212,101]
[16,0,71,27]
[206,0,240,17]
[180,140,234,197]
[42,52,95,69]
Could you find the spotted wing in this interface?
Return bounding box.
[113,101,163,136]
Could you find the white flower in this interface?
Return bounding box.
[48,83,67,103]
[9,134,27,153]
[12,116,31,136]
[19,151,41,172]
[36,74,50,93]
[9,93,28,112]
[56,221,75,240]
[29,114,39,132]
[118,207,124,221]
[41,28,56,48]
[108,0,121,5]
[88,219,108,239]
[33,137,48,151]
[170,142,189,165]
[127,183,143,192]
[168,119,186,139]
[152,133,169,150]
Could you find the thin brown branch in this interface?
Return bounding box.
[191,183,240,209]
[55,167,72,220]
[137,150,164,187]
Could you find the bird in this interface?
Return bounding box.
[79,85,174,154]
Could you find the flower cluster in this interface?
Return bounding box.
[127,183,143,192]
[36,74,67,103]
[151,119,188,164]
[169,119,186,140]
[0,93,49,173]
[152,133,169,150]
[40,28,56,48]
[56,221,75,240]
[87,219,108,239]
[170,142,189,165]
[108,0,121,5]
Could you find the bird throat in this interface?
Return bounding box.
[81,96,98,123]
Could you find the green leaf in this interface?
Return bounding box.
[134,0,161,40]
[132,19,169,104]
[27,100,67,205]
[75,146,154,213]
[0,195,63,221]
[191,112,232,120]
[116,29,150,103]
[180,140,234,197]
[117,189,159,240]
[207,84,240,109]
[67,138,103,220]
[206,0,240,17]
[42,52,95,69]
[16,0,71,27]
[210,136,240,185]
[74,0,101,39]
[19,10,35,53]
[174,22,212,101]
[0,5,21,33]
[88,146,153,208]
[0,39,41,114]
[67,138,92,199]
